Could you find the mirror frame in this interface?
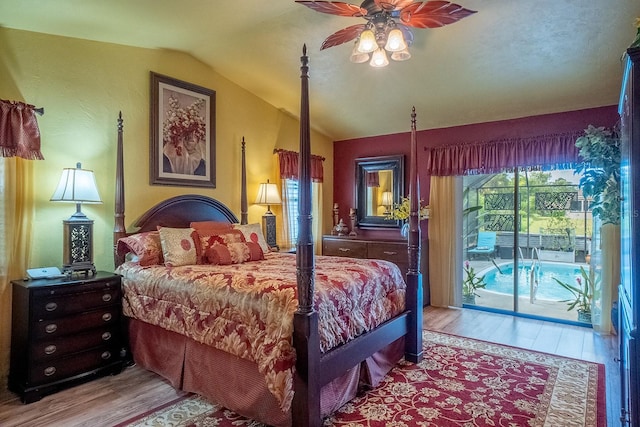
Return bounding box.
[355,155,404,228]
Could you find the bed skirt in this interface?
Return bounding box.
[128,318,404,426]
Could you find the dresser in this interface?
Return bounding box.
[322,235,430,305]
[9,271,126,403]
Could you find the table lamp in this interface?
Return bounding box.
[50,162,102,275]
[255,179,282,250]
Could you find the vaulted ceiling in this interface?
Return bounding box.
[1,0,638,140]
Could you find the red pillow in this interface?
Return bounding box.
[116,231,163,266]
[194,229,245,264]
[204,241,264,265]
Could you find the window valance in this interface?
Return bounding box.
[423,131,582,176]
[0,100,44,160]
[275,149,325,182]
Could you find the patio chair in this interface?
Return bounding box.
[468,231,497,260]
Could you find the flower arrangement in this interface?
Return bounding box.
[462,260,486,299]
[162,96,206,155]
[385,197,430,221]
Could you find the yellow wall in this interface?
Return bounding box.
[0,28,334,272]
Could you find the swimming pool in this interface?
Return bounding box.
[478,262,587,301]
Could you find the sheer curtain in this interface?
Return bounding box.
[428,175,461,307]
[0,157,35,387]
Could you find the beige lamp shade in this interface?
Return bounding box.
[50,162,102,204]
[255,180,281,214]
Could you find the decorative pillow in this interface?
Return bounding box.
[190,221,234,235]
[195,229,245,264]
[204,241,264,265]
[116,231,163,266]
[157,226,198,267]
[233,223,270,253]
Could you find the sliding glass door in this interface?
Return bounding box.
[461,169,592,324]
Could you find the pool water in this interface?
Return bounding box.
[478,262,587,301]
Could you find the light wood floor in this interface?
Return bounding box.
[0,306,621,426]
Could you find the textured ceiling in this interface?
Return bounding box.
[1,0,638,140]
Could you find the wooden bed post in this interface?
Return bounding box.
[292,44,321,427]
[114,112,126,268]
[405,107,424,363]
[240,137,248,225]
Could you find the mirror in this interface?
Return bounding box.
[355,155,404,228]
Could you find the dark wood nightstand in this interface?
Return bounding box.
[9,271,126,403]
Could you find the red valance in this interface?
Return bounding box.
[0,100,44,160]
[275,149,324,182]
[423,131,582,176]
[366,171,379,187]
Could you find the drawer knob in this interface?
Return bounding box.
[383,251,398,255]
[44,366,56,376]
[101,351,112,360]
[44,345,57,355]
[102,332,112,341]
[102,293,113,302]
[45,323,58,334]
[338,247,350,252]
[45,302,58,312]
[102,313,112,322]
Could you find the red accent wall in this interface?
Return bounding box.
[333,105,619,239]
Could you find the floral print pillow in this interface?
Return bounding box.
[116,231,163,266]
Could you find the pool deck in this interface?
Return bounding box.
[467,258,589,323]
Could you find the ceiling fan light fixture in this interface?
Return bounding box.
[356,28,377,53]
[297,0,477,67]
[369,47,389,67]
[384,28,407,52]
[350,41,370,63]
[391,47,411,61]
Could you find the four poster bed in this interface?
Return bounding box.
[113,47,423,427]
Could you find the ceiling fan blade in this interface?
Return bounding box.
[320,24,366,49]
[374,0,415,12]
[400,1,477,28]
[296,1,365,17]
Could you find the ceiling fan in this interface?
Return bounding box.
[296,0,477,67]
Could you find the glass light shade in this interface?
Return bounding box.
[391,47,411,61]
[369,47,389,68]
[255,182,282,206]
[384,28,407,52]
[50,163,102,203]
[356,29,377,53]
[350,41,370,63]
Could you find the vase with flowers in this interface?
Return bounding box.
[462,260,486,304]
[384,197,430,238]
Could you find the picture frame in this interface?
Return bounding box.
[150,72,216,188]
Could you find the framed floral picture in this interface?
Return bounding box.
[150,72,216,187]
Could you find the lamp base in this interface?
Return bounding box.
[262,213,279,251]
[62,262,97,277]
[62,216,96,275]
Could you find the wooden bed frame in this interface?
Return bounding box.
[113,46,423,427]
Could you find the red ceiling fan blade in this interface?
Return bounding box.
[374,0,415,12]
[400,1,477,28]
[295,1,366,17]
[320,24,366,49]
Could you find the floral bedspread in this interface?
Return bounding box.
[117,252,406,411]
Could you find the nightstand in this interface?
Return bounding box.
[9,271,126,403]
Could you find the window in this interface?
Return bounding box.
[281,178,321,251]
[283,179,300,244]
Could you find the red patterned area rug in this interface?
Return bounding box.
[118,331,606,427]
